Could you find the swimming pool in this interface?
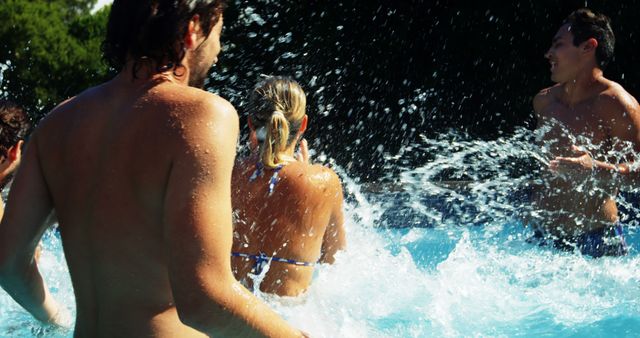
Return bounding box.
[1,192,638,337]
[1,131,639,337]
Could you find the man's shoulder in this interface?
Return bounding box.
[596,80,640,115]
[533,85,561,114]
[159,86,239,164]
[35,92,85,134]
[145,84,237,138]
[38,81,115,125]
[165,85,236,122]
[592,79,640,140]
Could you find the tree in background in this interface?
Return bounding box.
[0,0,109,122]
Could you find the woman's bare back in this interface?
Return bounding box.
[231,156,345,296]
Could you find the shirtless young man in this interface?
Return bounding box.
[0,1,304,337]
[532,8,640,257]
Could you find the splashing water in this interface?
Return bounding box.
[0,61,10,98]
[2,0,640,335]
[2,122,639,337]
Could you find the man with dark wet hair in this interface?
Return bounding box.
[0,1,304,336]
[0,100,30,217]
[532,8,640,257]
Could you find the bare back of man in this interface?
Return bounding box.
[0,2,303,336]
[33,74,217,337]
[2,71,302,338]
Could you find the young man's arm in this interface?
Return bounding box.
[163,96,303,337]
[320,170,346,264]
[604,93,640,186]
[0,132,68,326]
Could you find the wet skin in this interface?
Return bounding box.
[532,24,640,239]
[231,153,346,297]
[0,16,303,338]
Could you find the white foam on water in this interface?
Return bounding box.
[2,203,639,337]
[269,221,431,338]
[0,229,74,338]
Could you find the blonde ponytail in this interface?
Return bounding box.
[261,111,290,168]
[249,76,306,168]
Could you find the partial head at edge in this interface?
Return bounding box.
[0,99,30,160]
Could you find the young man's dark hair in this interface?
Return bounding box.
[0,100,30,159]
[563,8,615,68]
[102,0,227,76]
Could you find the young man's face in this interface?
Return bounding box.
[545,24,583,84]
[188,16,224,88]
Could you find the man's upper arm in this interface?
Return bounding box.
[163,94,302,337]
[605,93,640,151]
[0,132,53,270]
[163,96,239,302]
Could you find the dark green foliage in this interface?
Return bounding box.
[0,0,108,121]
[63,0,98,14]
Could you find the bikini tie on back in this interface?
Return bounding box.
[249,162,283,195]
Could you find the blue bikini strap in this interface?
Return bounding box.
[249,162,284,195]
[231,252,315,267]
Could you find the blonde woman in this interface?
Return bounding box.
[231,76,346,297]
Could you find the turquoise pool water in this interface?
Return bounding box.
[1,202,638,337]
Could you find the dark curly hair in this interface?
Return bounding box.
[563,8,615,68]
[102,0,227,77]
[0,100,30,158]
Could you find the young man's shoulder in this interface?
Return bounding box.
[39,82,107,122]
[162,84,236,120]
[533,84,561,114]
[585,79,640,130]
[597,79,640,114]
[33,94,85,137]
[162,87,239,161]
[592,79,640,141]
